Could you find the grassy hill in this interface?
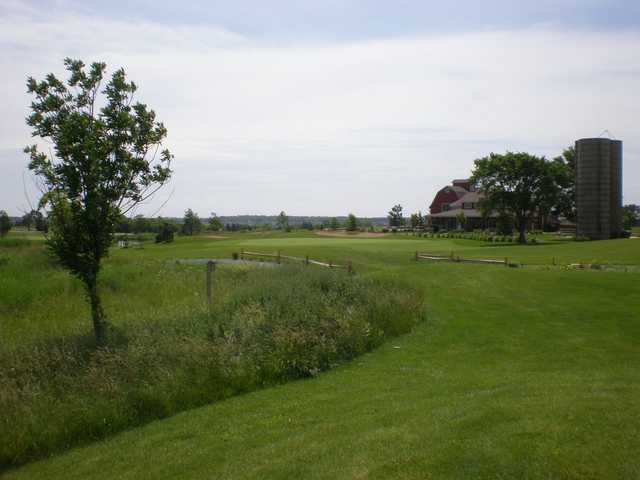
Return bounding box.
[2,231,640,479]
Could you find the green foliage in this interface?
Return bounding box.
[208,213,223,232]
[551,147,576,221]
[25,58,172,343]
[346,213,358,232]
[329,217,340,230]
[181,209,202,236]
[623,204,639,229]
[471,151,562,244]
[277,211,290,232]
[0,266,422,468]
[387,204,404,227]
[0,211,11,237]
[155,222,175,244]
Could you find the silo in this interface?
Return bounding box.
[609,140,623,237]
[575,138,622,240]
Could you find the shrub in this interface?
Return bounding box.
[0,266,423,468]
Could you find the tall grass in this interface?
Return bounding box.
[0,265,423,470]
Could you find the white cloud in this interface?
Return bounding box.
[1,6,639,216]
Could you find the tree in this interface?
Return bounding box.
[132,214,148,234]
[0,211,12,237]
[21,211,34,230]
[471,152,560,244]
[329,217,340,230]
[155,221,175,243]
[456,210,467,231]
[623,204,640,229]
[387,204,404,227]
[25,58,172,343]
[346,213,358,232]
[182,209,202,236]
[277,211,289,231]
[410,211,424,230]
[208,213,223,232]
[551,146,576,221]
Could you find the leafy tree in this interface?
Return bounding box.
[456,210,467,230]
[471,152,560,244]
[551,147,576,221]
[208,213,223,232]
[301,221,314,230]
[277,211,289,231]
[0,211,12,237]
[155,222,175,243]
[21,211,34,230]
[623,204,640,229]
[132,214,148,234]
[182,209,202,236]
[25,58,172,343]
[387,204,404,227]
[329,217,340,230]
[346,213,358,231]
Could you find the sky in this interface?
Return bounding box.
[1,0,639,217]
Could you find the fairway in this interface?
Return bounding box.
[2,232,640,479]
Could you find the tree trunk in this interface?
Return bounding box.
[87,279,106,344]
[518,218,527,244]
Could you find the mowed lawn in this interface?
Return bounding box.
[3,232,640,479]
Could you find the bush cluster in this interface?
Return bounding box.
[0,266,423,469]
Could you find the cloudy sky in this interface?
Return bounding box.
[1,0,639,217]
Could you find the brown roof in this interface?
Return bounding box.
[450,191,483,207]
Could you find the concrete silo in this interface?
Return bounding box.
[575,138,623,240]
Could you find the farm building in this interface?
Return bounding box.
[429,179,496,230]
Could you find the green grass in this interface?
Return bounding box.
[2,231,640,479]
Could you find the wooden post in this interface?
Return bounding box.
[206,260,215,311]
[240,248,244,260]
[276,250,281,264]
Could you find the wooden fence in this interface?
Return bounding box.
[415,251,508,266]
[239,249,354,274]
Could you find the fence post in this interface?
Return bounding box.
[276,250,281,264]
[240,248,244,260]
[206,260,215,311]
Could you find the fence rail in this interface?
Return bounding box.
[415,251,508,266]
[240,249,354,273]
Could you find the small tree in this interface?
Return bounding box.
[132,214,148,234]
[623,204,640,229]
[277,211,289,231]
[182,209,202,236]
[471,152,560,244]
[346,213,358,232]
[155,222,175,243]
[388,204,404,227]
[0,211,12,237]
[208,213,223,232]
[21,211,34,230]
[456,210,467,231]
[552,147,576,221]
[329,217,340,230]
[25,58,172,343]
